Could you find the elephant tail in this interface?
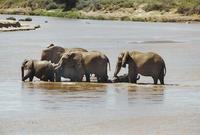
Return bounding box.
[163,61,166,76]
[105,56,111,71]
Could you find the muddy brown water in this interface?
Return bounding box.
[0,15,200,135]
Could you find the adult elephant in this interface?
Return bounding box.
[54,52,85,82]
[21,59,54,82]
[41,44,88,81]
[41,44,88,64]
[113,51,166,85]
[55,51,111,82]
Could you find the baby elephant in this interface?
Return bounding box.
[112,74,140,83]
[21,59,55,82]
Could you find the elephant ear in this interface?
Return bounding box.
[69,52,76,58]
[122,51,129,67]
[46,43,55,48]
[70,52,83,68]
[22,59,29,66]
[27,60,34,70]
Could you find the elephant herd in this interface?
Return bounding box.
[21,44,166,85]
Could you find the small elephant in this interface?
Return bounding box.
[112,74,140,83]
[21,59,55,82]
[114,51,166,84]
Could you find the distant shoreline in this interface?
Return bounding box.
[0,19,40,32]
[0,8,200,23]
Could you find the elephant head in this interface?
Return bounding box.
[114,51,130,77]
[41,44,65,64]
[55,52,82,72]
[21,59,34,81]
[112,74,140,83]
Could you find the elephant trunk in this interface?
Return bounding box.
[21,66,24,81]
[114,62,122,77]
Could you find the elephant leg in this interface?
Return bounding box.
[49,78,54,82]
[48,74,54,82]
[128,74,136,83]
[29,76,34,82]
[23,70,33,81]
[85,73,90,82]
[55,73,61,82]
[40,75,48,81]
[97,75,101,82]
[153,77,158,85]
[159,70,165,85]
[159,75,164,85]
[159,77,164,85]
[54,69,61,82]
[101,75,108,83]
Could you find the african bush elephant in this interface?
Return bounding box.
[21,59,54,82]
[55,51,111,82]
[41,44,88,64]
[40,44,88,81]
[114,51,166,84]
[112,74,140,83]
[54,52,85,82]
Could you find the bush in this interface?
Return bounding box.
[143,2,165,12]
[46,2,58,10]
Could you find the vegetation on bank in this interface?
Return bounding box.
[0,0,200,22]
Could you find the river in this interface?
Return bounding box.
[0,14,200,135]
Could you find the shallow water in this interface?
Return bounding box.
[0,14,200,135]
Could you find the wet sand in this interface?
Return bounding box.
[0,14,200,134]
[0,20,40,32]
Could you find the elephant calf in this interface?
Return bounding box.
[112,74,140,83]
[21,59,55,82]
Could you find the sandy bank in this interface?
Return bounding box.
[80,8,200,22]
[0,20,40,32]
[1,8,200,23]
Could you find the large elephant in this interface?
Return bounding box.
[54,52,85,82]
[41,44,88,81]
[21,59,54,82]
[41,44,88,64]
[114,51,166,84]
[55,51,111,82]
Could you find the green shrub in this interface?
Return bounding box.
[46,2,58,10]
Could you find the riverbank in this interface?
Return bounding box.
[0,19,40,32]
[0,8,200,23]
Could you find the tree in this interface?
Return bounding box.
[54,0,77,11]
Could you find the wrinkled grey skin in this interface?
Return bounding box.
[114,51,166,85]
[55,51,111,82]
[21,59,54,82]
[112,74,140,83]
[54,52,85,82]
[82,51,111,82]
[41,44,88,82]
